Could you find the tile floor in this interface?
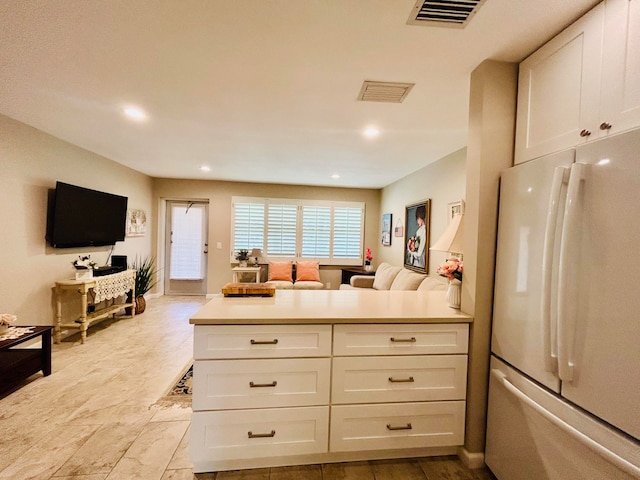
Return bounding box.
[0,296,496,480]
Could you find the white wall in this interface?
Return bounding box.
[379,148,467,274]
[0,114,154,327]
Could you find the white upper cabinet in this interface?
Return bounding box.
[515,0,640,164]
[600,0,640,135]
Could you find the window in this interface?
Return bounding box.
[232,197,365,265]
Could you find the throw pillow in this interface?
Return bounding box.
[268,261,293,282]
[295,261,321,282]
[390,269,426,290]
[372,262,402,290]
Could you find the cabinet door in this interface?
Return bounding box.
[600,0,640,135]
[515,3,604,164]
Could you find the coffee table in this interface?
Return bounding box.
[0,326,52,392]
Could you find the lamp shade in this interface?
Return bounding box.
[430,213,464,254]
[250,248,263,259]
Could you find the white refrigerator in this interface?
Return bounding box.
[486,129,640,479]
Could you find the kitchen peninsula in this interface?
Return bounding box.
[189,289,473,473]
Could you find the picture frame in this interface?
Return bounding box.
[404,199,431,273]
[394,219,403,237]
[126,209,147,237]
[448,200,465,220]
[381,213,392,246]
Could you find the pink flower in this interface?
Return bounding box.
[365,247,373,262]
[436,257,463,281]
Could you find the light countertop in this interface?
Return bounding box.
[190,289,472,325]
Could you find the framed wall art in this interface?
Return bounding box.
[404,199,431,274]
[381,213,392,246]
[126,209,147,237]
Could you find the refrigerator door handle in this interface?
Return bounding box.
[542,166,569,374]
[557,163,585,382]
[492,369,640,477]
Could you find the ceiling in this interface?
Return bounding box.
[0,0,599,189]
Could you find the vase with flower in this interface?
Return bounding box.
[436,257,463,308]
[364,247,373,272]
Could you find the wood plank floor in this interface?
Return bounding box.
[0,296,496,480]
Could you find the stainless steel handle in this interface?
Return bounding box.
[579,129,591,137]
[599,122,612,130]
[250,339,278,345]
[388,376,415,383]
[386,423,412,431]
[390,337,416,343]
[248,430,276,438]
[249,381,277,388]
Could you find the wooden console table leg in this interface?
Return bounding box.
[79,286,89,345]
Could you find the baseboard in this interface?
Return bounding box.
[457,447,485,469]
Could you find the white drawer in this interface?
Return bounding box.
[190,406,329,461]
[333,324,469,356]
[193,358,331,410]
[330,401,465,452]
[194,324,332,359]
[332,355,467,404]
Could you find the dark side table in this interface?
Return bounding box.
[0,326,52,393]
[341,267,376,285]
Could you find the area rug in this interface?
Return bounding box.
[155,363,193,407]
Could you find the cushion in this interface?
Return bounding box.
[295,261,321,282]
[390,269,426,291]
[265,280,294,290]
[350,275,375,288]
[372,263,402,290]
[268,261,293,282]
[293,281,324,290]
[417,276,448,291]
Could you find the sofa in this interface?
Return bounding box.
[265,260,325,290]
[339,262,447,291]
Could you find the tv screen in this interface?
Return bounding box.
[46,182,128,248]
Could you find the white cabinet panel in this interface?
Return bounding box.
[191,406,329,462]
[333,324,468,356]
[332,355,467,404]
[193,358,331,410]
[515,3,603,164]
[194,324,332,359]
[330,402,465,452]
[600,0,640,135]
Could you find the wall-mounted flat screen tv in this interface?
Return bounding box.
[46,182,128,248]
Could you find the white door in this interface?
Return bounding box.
[560,129,640,440]
[165,201,208,295]
[492,150,574,392]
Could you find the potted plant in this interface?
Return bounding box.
[235,249,250,267]
[129,255,158,314]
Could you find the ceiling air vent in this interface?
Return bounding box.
[407,0,487,28]
[357,81,415,103]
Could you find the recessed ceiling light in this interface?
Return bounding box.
[331,173,340,179]
[123,106,147,121]
[363,127,380,138]
[200,165,211,172]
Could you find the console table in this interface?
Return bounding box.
[232,266,261,283]
[54,269,136,344]
[341,267,375,285]
[0,326,52,393]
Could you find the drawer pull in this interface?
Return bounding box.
[249,381,278,388]
[388,376,415,383]
[250,339,279,345]
[390,337,416,343]
[248,430,276,438]
[386,423,412,431]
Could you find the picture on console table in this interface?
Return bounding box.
[126,209,147,237]
[404,199,430,274]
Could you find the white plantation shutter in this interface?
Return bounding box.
[231,197,364,265]
[333,206,363,260]
[267,203,297,256]
[233,201,264,251]
[302,206,331,258]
